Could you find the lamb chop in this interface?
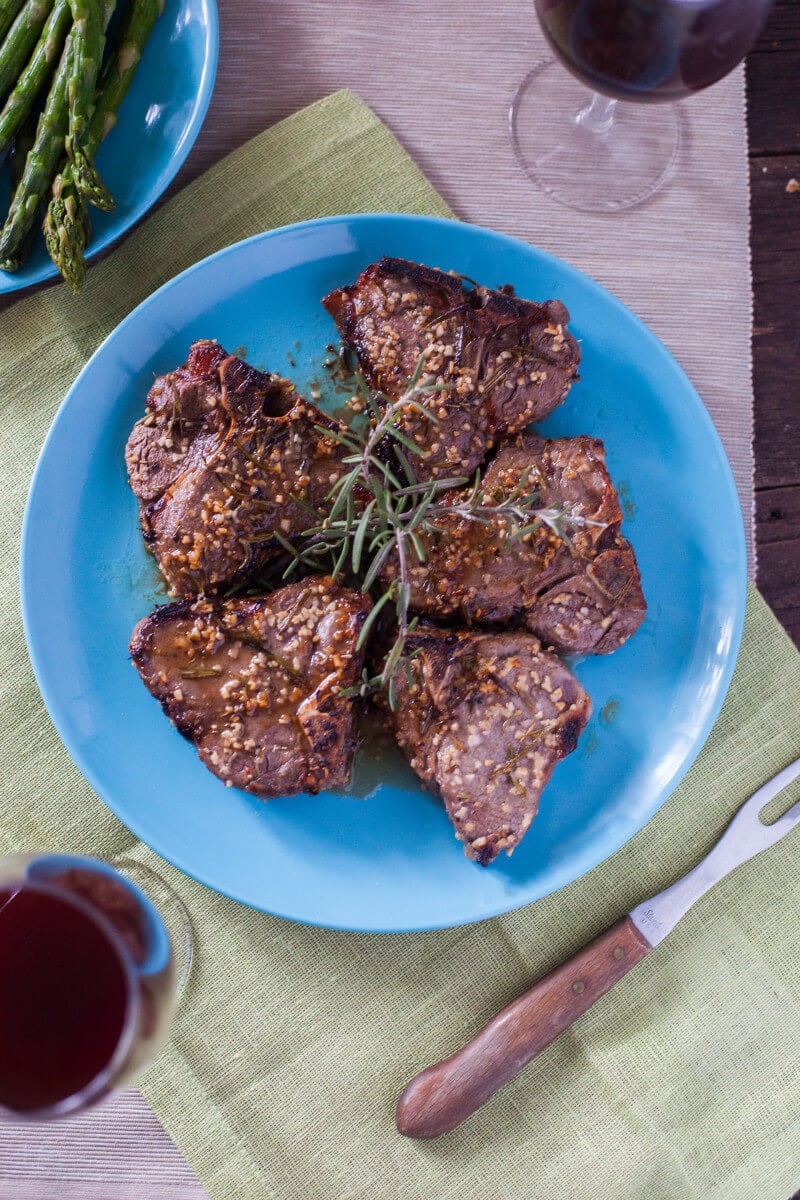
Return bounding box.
[380,434,646,656]
[323,257,580,481]
[382,625,591,865]
[125,341,346,597]
[130,577,371,797]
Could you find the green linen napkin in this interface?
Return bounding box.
[1,90,799,1200]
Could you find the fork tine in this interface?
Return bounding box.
[632,754,800,946]
[746,756,800,848]
[723,755,800,850]
[770,794,800,831]
[756,756,800,821]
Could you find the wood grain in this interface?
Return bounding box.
[746,0,800,649]
[396,917,652,1139]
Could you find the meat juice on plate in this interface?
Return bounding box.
[0,856,176,1117]
[535,0,773,101]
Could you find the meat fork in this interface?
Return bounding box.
[397,755,800,1139]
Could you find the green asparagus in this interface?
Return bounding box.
[42,152,90,287]
[0,27,71,270]
[0,0,27,44]
[65,0,112,209]
[92,0,162,141]
[9,102,36,176]
[45,0,163,289]
[0,0,54,99]
[0,0,69,155]
[6,104,41,263]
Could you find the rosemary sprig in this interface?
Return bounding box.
[271,356,594,706]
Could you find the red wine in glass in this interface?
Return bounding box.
[537,0,773,100]
[0,855,187,1119]
[510,0,773,210]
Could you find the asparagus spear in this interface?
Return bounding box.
[9,102,36,178]
[64,0,112,209]
[0,0,27,44]
[0,0,54,99]
[90,0,162,142]
[3,103,41,265]
[0,27,71,270]
[0,0,69,155]
[42,144,90,287]
[44,0,163,290]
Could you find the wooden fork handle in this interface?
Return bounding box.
[396,915,652,1139]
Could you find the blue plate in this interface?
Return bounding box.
[0,0,218,294]
[20,214,747,932]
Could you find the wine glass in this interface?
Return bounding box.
[0,853,192,1119]
[509,0,774,211]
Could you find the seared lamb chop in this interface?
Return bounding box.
[126,341,345,597]
[382,625,591,865]
[381,434,646,656]
[323,258,580,480]
[130,577,371,797]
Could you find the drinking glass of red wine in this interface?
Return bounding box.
[509,0,773,211]
[0,853,192,1119]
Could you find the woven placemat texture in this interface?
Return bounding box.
[1,92,793,1200]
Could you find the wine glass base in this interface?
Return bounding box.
[509,61,682,212]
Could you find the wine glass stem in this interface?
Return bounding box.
[576,92,617,135]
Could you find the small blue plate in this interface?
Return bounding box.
[20,214,747,932]
[0,0,218,294]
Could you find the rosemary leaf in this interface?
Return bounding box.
[407,351,428,391]
[364,390,383,421]
[362,453,403,490]
[312,423,362,453]
[332,536,350,581]
[326,467,361,514]
[351,498,376,574]
[393,397,441,423]
[356,588,394,650]
[361,540,396,592]
[269,530,298,561]
[393,475,468,497]
[381,632,407,687]
[408,529,427,564]
[289,490,327,518]
[393,445,418,487]
[385,424,427,457]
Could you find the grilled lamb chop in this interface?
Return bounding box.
[323,257,580,480]
[125,341,346,597]
[381,434,646,656]
[130,578,371,797]
[382,625,591,865]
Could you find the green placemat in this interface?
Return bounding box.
[2,90,799,1200]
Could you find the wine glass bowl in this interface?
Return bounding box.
[511,0,774,211]
[536,0,773,102]
[0,853,182,1119]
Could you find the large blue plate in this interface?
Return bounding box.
[0,0,218,294]
[21,214,747,932]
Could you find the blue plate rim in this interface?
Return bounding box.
[0,0,219,296]
[20,212,748,932]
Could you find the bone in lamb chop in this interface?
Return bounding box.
[381,624,591,865]
[125,341,346,597]
[322,257,580,481]
[380,433,646,656]
[130,577,372,797]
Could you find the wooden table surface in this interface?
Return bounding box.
[748,0,800,648]
[749,9,799,1186]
